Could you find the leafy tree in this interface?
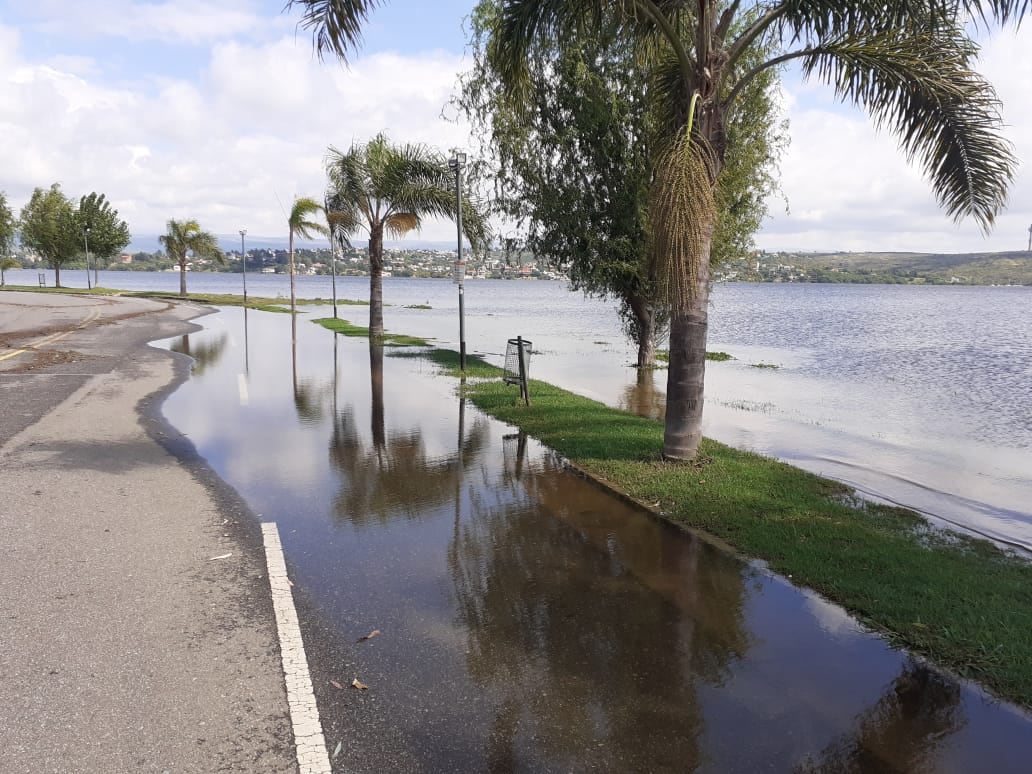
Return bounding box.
[18,184,79,287]
[490,0,1021,460]
[0,191,16,261]
[159,219,223,296]
[0,256,20,286]
[287,196,328,314]
[458,1,785,368]
[77,192,131,287]
[324,133,488,339]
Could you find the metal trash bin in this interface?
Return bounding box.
[503,336,532,405]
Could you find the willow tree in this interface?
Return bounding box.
[159,219,223,296]
[491,0,1020,460]
[324,134,487,339]
[458,0,785,368]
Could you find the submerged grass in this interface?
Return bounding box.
[656,349,733,362]
[313,317,429,347]
[405,347,1032,710]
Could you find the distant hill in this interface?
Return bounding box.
[729,250,1032,285]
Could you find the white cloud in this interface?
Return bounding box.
[0,23,471,245]
[2,8,1029,254]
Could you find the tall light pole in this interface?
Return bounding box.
[83,226,91,290]
[449,151,468,371]
[239,229,248,305]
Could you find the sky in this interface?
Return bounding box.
[1,0,1030,255]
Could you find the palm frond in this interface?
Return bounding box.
[284,0,382,63]
[800,26,1016,229]
[289,196,329,240]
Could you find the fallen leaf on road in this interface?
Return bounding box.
[352,678,368,691]
[356,629,381,642]
[333,741,342,759]
[208,553,232,561]
[330,680,344,690]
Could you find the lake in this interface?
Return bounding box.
[10,267,1032,549]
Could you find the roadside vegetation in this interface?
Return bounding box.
[393,345,1032,711]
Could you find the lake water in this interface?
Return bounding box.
[12,267,1032,549]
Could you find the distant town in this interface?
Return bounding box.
[10,245,1032,285]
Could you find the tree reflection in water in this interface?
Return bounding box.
[169,331,228,376]
[620,367,666,421]
[328,341,489,525]
[448,440,753,771]
[796,661,962,773]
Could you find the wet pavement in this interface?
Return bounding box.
[160,307,1032,773]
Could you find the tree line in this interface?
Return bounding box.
[0,185,131,288]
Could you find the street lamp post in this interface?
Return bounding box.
[83,226,91,290]
[240,229,247,305]
[449,151,468,371]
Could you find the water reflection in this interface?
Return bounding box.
[797,662,962,773]
[169,331,228,375]
[328,343,490,525]
[448,453,751,771]
[157,309,1032,773]
[620,367,666,420]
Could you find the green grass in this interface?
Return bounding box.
[313,317,429,347]
[656,349,733,362]
[0,285,368,311]
[404,346,1032,710]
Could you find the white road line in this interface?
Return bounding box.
[238,374,249,406]
[261,522,331,774]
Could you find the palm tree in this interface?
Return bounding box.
[486,0,1021,460]
[325,133,487,339]
[287,196,328,314]
[159,219,223,296]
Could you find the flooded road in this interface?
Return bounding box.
[160,307,1032,772]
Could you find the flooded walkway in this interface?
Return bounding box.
[160,308,1032,772]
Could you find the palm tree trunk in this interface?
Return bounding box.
[179,259,187,296]
[662,220,713,460]
[368,225,384,339]
[289,232,296,315]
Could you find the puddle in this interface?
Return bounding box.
[158,307,1032,772]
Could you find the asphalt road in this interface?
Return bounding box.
[0,291,297,772]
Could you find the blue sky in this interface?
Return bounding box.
[1,0,1030,253]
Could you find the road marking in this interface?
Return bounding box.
[261,522,331,774]
[0,307,102,363]
[238,374,249,405]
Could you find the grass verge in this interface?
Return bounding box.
[0,285,368,312]
[404,347,1032,710]
[313,317,429,347]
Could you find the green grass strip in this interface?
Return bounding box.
[405,347,1032,710]
[1,285,368,311]
[313,317,429,347]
